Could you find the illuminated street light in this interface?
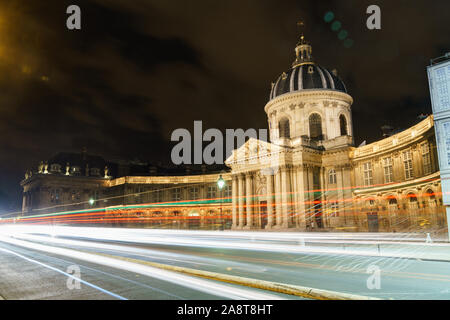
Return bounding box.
[217,175,225,190]
[89,198,95,206]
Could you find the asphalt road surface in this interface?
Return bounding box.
[0,226,449,300]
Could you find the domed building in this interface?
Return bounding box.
[225,33,446,233]
[19,30,447,234]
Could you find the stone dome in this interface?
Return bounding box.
[269,35,347,100]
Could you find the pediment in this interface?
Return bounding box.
[225,138,285,165]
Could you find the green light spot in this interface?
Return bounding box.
[338,30,348,40]
[331,21,341,32]
[344,39,354,48]
[324,11,334,23]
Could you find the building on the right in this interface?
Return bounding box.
[225,30,447,234]
[350,115,446,233]
[427,52,450,239]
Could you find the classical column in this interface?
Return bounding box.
[231,175,238,229]
[291,166,298,228]
[341,165,353,226]
[336,166,344,227]
[296,165,307,229]
[265,172,274,229]
[307,165,314,228]
[244,173,253,229]
[274,168,282,227]
[320,167,328,228]
[281,166,291,228]
[238,175,245,228]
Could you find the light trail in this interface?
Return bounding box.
[0,231,286,300]
[1,177,441,225]
[3,225,450,300]
[2,225,448,258]
[0,246,128,300]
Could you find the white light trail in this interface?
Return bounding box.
[0,246,127,300]
[0,234,285,300]
[1,225,448,261]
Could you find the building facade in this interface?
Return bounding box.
[20,152,232,229]
[19,34,447,233]
[225,35,446,233]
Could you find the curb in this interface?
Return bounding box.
[94,252,380,300]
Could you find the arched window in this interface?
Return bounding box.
[339,115,348,136]
[388,196,398,210]
[278,118,290,139]
[309,114,323,140]
[408,193,418,209]
[425,189,437,208]
[328,169,337,184]
[365,198,377,211]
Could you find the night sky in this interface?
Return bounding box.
[0,0,449,211]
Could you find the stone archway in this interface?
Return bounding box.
[187,209,201,229]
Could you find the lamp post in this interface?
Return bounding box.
[217,175,225,231]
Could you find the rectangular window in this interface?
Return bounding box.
[224,185,232,199]
[134,187,144,202]
[328,169,337,185]
[363,162,373,186]
[330,201,339,217]
[444,122,450,165]
[51,189,60,203]
[190,187,199,200]
[421,142,432,175]
[172,188,181,202]
[207,186,217,199]
[153,189,163,203]
[382,157,393,183]
[402,150,414,180]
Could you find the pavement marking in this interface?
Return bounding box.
[12,233,450,287]
[16,248,186,300]
[0,246,128,300]
[91,251,380,300]
[0,236,284,300]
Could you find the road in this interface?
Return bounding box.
[0,225,450,300]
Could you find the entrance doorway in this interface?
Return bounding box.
[367,212,379,232]
[259,201,267,228]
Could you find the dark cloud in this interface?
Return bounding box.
[0,0,449,211]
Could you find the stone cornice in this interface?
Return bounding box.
[20,173,109,187]
[107,173,232,187]
[264,90,353,114]
[353,171,440,195]
[352,116,434,161]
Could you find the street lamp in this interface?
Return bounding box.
[217,175,225,231]
[89,198,95,206]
